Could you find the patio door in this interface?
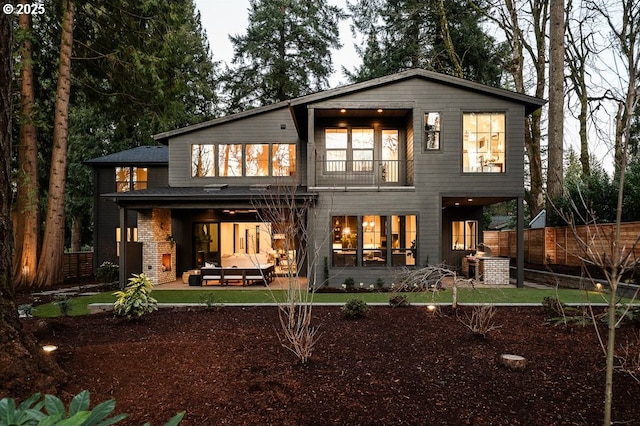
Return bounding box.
[193,222,219,267]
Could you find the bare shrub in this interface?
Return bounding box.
[616,332,640,383]
[457,305,502,339]
[253,183,330,364]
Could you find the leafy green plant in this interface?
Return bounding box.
[95,261,119,283]
[54,294,73,317]
[0,390,184,426]
[388,294,410,308]
[113,273,158,319]
[375,277,385,290]
[199,292,223,309]
[343,277,355,291]
[342,298,369,318]
[541,297,593,327]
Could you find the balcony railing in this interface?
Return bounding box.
[314,160,413,188]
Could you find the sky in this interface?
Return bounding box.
[193,0,358,87]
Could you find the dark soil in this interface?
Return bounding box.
[17,305,640,425]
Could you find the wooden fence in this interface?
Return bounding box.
[63,251,94,280]
[484,222,640,266]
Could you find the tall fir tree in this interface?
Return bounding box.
[346,0,508,86]
[12,0,220,287]
[222,0,344,112]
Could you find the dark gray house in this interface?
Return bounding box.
[88,69,544,288]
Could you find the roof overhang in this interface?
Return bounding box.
[102,186,319,210]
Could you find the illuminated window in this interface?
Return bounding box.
[362,215,386,266]
[463,113,505,173]
[325,128,348,172]
[452,220,477,251]
[381,130,399,182]
[332,216,357,267]
[115,167,147,192]
[245,144,269,176]
[191,144,215,177]
[352,128,374,172]
[272,144,296,176]
[218,144,243,176]
[391,215,416,266]
[115,227,138,257]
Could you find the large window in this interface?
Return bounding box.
[218,144,243,176]
[331,214,416,267]
[352,128,374,172]
[192,144,215,177]
[245,144,269,177]
[452,220,477,251]
[391,215,416,266]
[325,128,348,172]
[332,216,358,267]
[381,130,399,182]
[115,167,147,192]
[463,112,505,173]
[191,143,296,178]
[272,144,296,176]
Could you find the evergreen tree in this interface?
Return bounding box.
[346,0,508,86]
[222,0,344,112]
[11,0,220,287]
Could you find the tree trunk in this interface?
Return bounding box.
[546,0,564,209]
[0,8,63,399]
[13,3,39,289]
[70,215,82,252]
[36,0,74,287]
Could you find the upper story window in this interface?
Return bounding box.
[351,128,374,172]
[192,144,215,177]
[115,167,147,192]
[463,112,505,173]
[272,144,296,176]
[424,112,441,150]
[325,128,348,172]
[191,143,296,178]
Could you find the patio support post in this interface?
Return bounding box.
[118,206,127,289]
[516,196,524,288]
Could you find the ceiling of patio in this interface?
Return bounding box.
[442,196,516,208]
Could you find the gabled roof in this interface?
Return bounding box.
[153,68,546,143]
[85,145,168,166]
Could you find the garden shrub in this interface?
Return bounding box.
[0,390,184,426]
[388,294,410,308]
[342,298,369,318]
[343,277,355,291]
[95,261,119,283]
[113,273,158,319]
[18,304,33,318]
[541,296,592,326]
[54,294,73,317]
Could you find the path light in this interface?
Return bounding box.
[42,344,58,353]
[426,304,437,312]
[595,283,603,292]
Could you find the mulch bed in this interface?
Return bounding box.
[21,306,640,425]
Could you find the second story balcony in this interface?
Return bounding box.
[313,159,414,188]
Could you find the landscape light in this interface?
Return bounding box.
[42,345,58,353]
[426,304,437,312]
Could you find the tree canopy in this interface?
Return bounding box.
[221,0,344,112]
[345,0,509,85]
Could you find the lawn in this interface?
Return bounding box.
[30,286,627,317]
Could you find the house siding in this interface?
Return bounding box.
[93,165,168,271]
[305,78,526,284]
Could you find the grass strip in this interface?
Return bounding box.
[30,286,630,317]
